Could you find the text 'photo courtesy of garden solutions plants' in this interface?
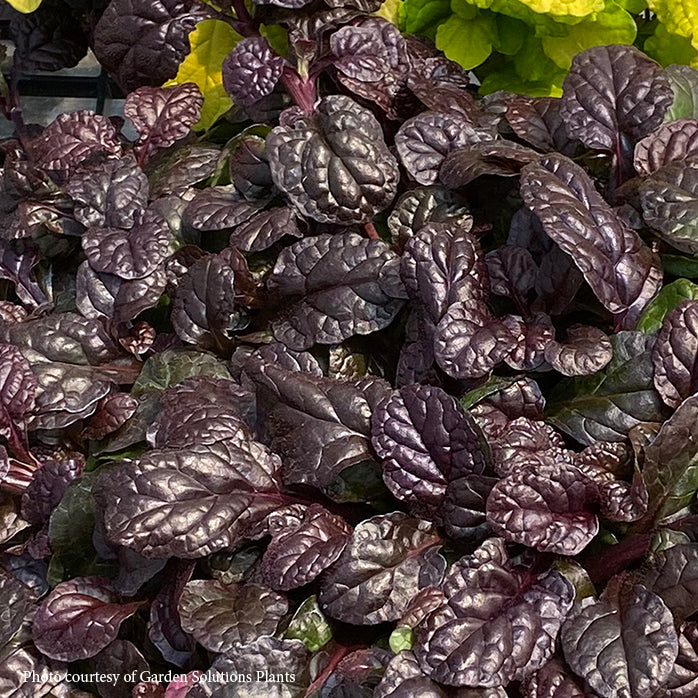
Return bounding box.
[4,0,698,696]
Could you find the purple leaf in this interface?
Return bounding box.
[506,96,576,154]
[67,154,149,230]
[652,300,698,408]
[0,343,37,457]
[33,111,122,177]
[561,580,678,698]
[125,83,204,163]
[521,154,662,328]
[267,95,399,224]
[319,512,445,624]
[83,393,139,441]
[95,437,282,558]
[414,538,574,687]
[486,462,599,555]
[371,384,489,515]
[440,140,540,188]
[261,504,352,590]
[560,45,672,155]
[21,456,84,525]
[644,541,698,623]
[635,119,698,176]
[171,253,240,348]
[388,186,471,247]
[486,245,538,301]
[93,0,210,93]
[0,646,69,697]
[503,314,555,372]
[521,657,591,698]
[395,111,487,185]
[178,579,287,654]
[223,37,286,108]
[433,301,517,379]
[244,355,390,490]
[184,185,264,232]
[544,325,613,377]
[32,576,142,661]
[228,206,303,252]
[82,222,175,280]
[268,233,405,351]
[401,223,487,324]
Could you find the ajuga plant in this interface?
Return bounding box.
[4,0,698,694]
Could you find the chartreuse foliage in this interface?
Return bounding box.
[5,0,43,12]
[401,0,698,94]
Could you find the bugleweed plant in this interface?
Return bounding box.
[3,0,698,696]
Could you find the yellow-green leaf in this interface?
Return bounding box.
[541,2,637,70]
[5,0,43,12]
[164,19,241,132]
[375,0,402,24]
[436,12,497,68]
[645,22,698,67]
[648,0,698,49]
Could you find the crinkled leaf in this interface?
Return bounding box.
[560,45,672,154]
[644,542,698,622]
[395,111,487,185]
[521,154,662,327]
[0,646,69,698]
[222,36,285,108]
[521,657,591,698]
[490,417,568,477]
[147,143,221,198]
[190,637,310,698]
[244,356,390,490]
[371,384,489,515]
[67,155,149,230]
[95,438,281,558]
[125,83,204,164]
[0,342,37,451]
[414,538,574,687]
[503,314,556,372]
[268,233,405,351]
[401,223,487,324]
[33,111,122,177]
[544,325,613,377]
[229,207,302,252]
[21,456,83,525]
[184,185,263,232]
[642,392,698,522]
[652,300,698,408]
[635,119,698,176]
[32,576,141,661]
[640,160,698,255]
[440,140,540,187]
[283,595,332,652]
[178,579,287,653]
[171,253,240,348]
[664,64,698,122]
[561,581,678,698]
[93,0,210,93]
[486,463,599,555]
[434,301,517,379]
[547,331,666,445]
[261,504,351,591]
[82,222,175,281]
[319,512,445,625]
[506,96,576,154]
[387,186,471,247]
[486,245,537,301]
[267,95,399,224]
[0,567,31,650]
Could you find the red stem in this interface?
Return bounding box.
[303,644,359,697]
[582,533,652,585]
[364,222,379,240]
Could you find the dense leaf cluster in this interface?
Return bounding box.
[3,0,698,696]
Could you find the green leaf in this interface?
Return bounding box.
[662,254,698,278]
[546,332,668,445]
[514,35,560,80]
[616,0,646,12]
[541,2,637,70]
[259,24,289,57]
[403,0,452,37]
[5,0,43,12]
[637,278,698,333]
[479,63,565,95]
[645,23,698,69]
[495,15,528,54]
[662,64,698,121]
[131,348,231,396]
[436,12,497,68]
[389,626,414,653]
[648,0,698,49]
[643,393,698,522]
[284,596,333,652]
[47,471,117,586]
[164,19,241,131]
[459,375,517,410]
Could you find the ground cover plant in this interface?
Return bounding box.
[3,0,698,697]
